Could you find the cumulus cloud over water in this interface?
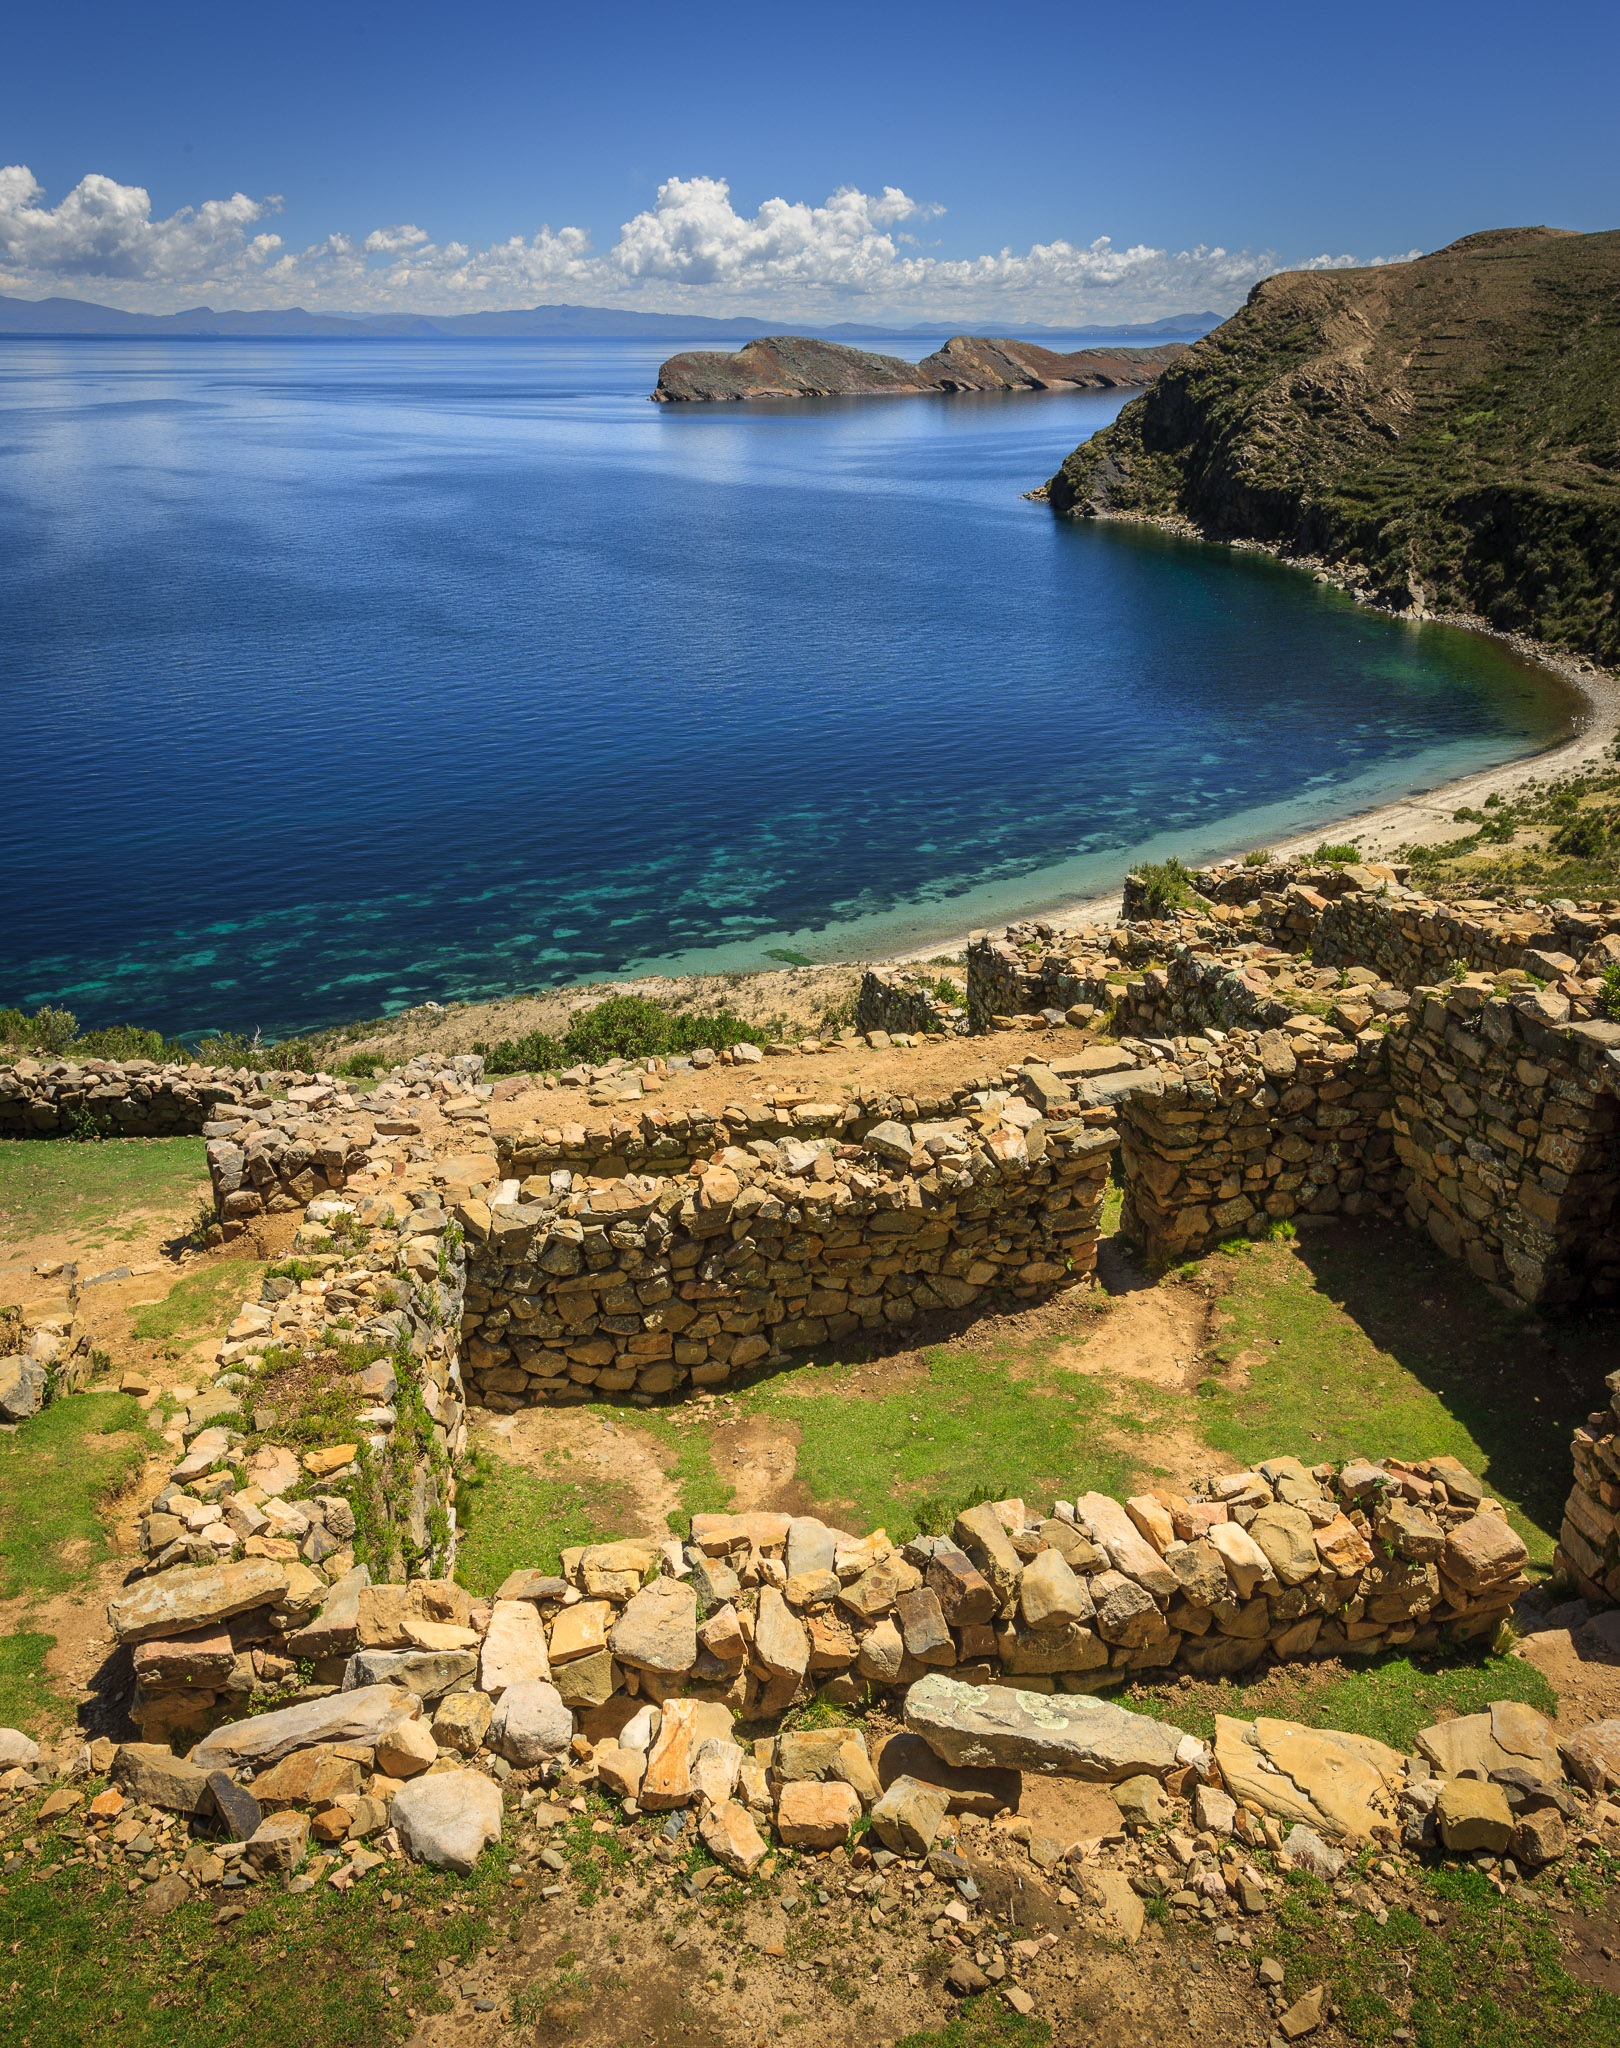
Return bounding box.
[0,165,1419,321]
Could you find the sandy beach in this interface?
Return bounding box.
[890,603,1620,959]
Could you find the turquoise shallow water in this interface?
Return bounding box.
[0,335,1572,1040]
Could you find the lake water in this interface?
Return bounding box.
[0,336,1572,1041]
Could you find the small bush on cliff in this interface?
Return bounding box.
[1136,858,1194,915]
[1598,964,1620,1022]
[0,1004,180,1064]
[1242,847,1272,866]
[1312,842,1360,865]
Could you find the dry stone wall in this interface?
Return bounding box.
[0,1057,245,1138]
[857,967,968,1037]
[1116,1027,1400,1258]
[1559,1370,1620,1602]
[1389,986,1620,1303]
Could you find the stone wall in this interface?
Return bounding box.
[1389,985,1620,1303]
[856,966,968,1038]
[1558,1370,1620,1603]
[456,1105,1119,1409]
[103,1432,1533,1761]
[1116,1027,1400,1259]
[0,1057,245,1138]
[0,1276,92,1422]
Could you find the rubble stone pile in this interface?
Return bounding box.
[1560,1368,1620,1602]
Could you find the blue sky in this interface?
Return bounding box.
[2,0,1615,320]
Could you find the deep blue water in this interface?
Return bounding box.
[0,336,1572,1041]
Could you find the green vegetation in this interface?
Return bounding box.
[1396,749,1620,901]
[1192,1227,1602,1564]
[0,1631,60,1739]
[897,2001,1050,2048]
[0,1391,155,1605]
[1047,227,1620,664]
[741,1327,1149,1538]
[453,1443,635,1593]
[129,1261,267,1356]
[1312,843,1361,865]
[1242,847,1273,866]
[1131,1646,1555,1753]
[473,992,769,1076]
[1134,857,1195,915]
[1269,1858,1620,2047]
[0,1135,207,1251]
[0,1834,520,2048]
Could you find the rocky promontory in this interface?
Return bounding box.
[1038,226,1620,664]
[652,333,1186,403]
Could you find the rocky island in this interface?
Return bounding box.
[1038,225,1620,664]
[652,332,1186,403]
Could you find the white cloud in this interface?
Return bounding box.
[0,165,1415,323]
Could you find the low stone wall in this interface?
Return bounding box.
[1184,860,1410,908]
[1559,1371,1620,1602]
[1564,1376,1620,1597]
[0,1057,245,1138]
[857,967,968,1038]
[1312,893,1620,997]
[0,1276,92,1421]
[1116,1028,1399,1259]
[457,1105,1119,1408]
[1388,984,1620,1303]
[103,1440,1531,1764]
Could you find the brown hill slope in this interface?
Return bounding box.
[652,333,1184,402]
[1040,227,1620,662]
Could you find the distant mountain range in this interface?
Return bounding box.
[0,292,1224,342]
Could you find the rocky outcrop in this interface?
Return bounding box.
[1040,226,1620,663]
[653,334,1184,404]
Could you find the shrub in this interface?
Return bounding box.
[1242,848,1273,867]
[1312,842,1360,865]
[336,1052,386,1079]
[1598,964,1620,1022]
[476,994,769,1075]
[1552,811,1609,859]
[1136,857,1194,915]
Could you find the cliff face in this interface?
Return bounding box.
[1042,227,1620,663]
[652,334,1184,403]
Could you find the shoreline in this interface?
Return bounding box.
[887,529,1619,960]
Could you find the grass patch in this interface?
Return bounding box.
[1268,1858,1620,2047]
[1191,1225,1601,1565]
[1129,1648,1556,1752]
[129,1261,267,1354]
[0,1391,157,1602]
[896,1997,1051,2048]
[0,1136,208,1253]
[0,1631,63,1738]
[452,1445,634,1595]
[742,1332,1150,1537]
[0,1834,518,2048]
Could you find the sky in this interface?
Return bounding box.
[2,0,1616,325]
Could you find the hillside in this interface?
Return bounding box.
[1040,226,1620,662]
[652,332,1184,401]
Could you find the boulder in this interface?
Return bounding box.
[478,1600,552,1696]
[753,1586,810,1687]
[874,1731,1020,1816]
[1085,1868,1144,1944]
[700,1799,768,1876]
[1282,1825,1345,1880]
[246,1810,308,1872]
[1214,1716,1402,1842]
[107,1559,290,1644]
[432,1691,494,1757]
[549,1599,614,1665]
[1112,1774,1169,1825]
[487,1680,572,1766]
[1205,1522,1277,1600]
[1247,1504,1320,1587]
[114,1743,212,1815]
[609,1577,697,1675]
[895,1587,955,1664]
[595,1746,646,1801]
[206,1771,262,1841]
[0,1728,41,1769]
[1559,1718,1620,1794]
[190,1683,417,1770]
[869,1774,949,1854]
[1436,1778,1514,1854]
[926,1547,998,1627]
[580,1539,659,1601]
[1416,1702,1560,1785]
[253,1749,363,1809]
[1075,1493,1176,1600]
[392,1768,503,1874]
[341,1648,477,1701]
[552,1647,618,1709]
[775,1779,861,1849]
[1442,1514,1528,1591]
[1018,1548,1093,1629]
[950,1505,1021,1612]
[375,1718,440,1779]
[904,1674,1184,1779]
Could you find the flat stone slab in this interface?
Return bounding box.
[903,1674,1185,1780]
[107,1559,290,1644]
[189,1684,418,1770]
[1214,1714,1404,1843]
[392,1769,503,1874]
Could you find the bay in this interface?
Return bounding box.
[0,335,1569,1040]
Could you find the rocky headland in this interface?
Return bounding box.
[652,333,1186,403]
[1037,226,1620,665]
